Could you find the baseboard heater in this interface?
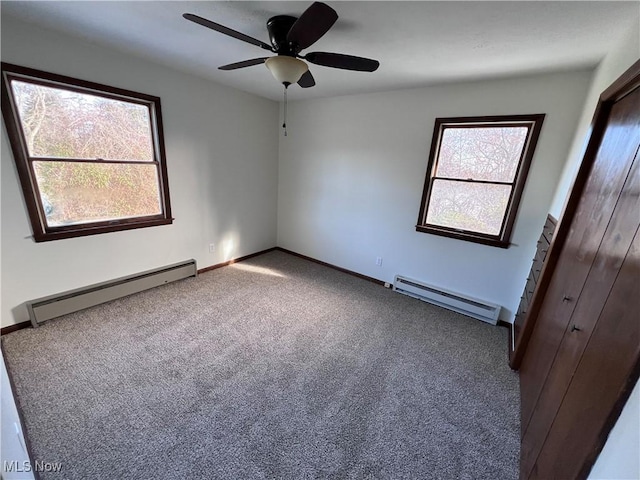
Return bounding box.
[393,275,500,325]
[26,260,197,327]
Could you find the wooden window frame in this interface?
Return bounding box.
[0,62,173,242]
[416,114,545,248]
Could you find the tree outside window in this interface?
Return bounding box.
[417,115,545,248]
[1,63,172,241]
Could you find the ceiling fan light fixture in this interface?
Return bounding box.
[265,56,308,86]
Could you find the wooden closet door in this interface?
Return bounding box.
[533,228,640,478]
[518,73,640,479]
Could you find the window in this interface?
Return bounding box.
[1,63,172,242]
[416,115,544,248]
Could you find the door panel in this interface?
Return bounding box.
[519,86,640,436]
[522,149,639,477]
[532,228,640,479]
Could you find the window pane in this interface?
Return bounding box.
[426,179,511,235]
[436,126,529,182]
[11,80,153,161]
[33,161,162,227]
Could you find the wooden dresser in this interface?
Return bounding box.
[511,214,556,358]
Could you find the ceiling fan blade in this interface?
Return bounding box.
[219,58,270,71]
[286,2,338,50]
[183,13,273,51]
[297,70,316,88]
[305,52,380,72]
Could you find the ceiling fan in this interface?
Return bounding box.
[183,2,380,89]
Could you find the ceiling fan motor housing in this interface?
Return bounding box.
[267,15,299,55]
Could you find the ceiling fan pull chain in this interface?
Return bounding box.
[283,86,288,136]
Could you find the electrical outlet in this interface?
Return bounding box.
[208,243,215,253]
[384,282,391,288]
[376,256,383,266]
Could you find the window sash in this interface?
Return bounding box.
[7,73,159,163]
[29,157,160,166]
[6,72,153,107]
[429,176,514,186]
[1,62,172,242]
[423,179,515,239]
[416,115,545,248]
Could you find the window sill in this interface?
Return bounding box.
[415,225,511,249]
[33,217,173,242]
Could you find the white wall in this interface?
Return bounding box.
[589,381,640,480]
[1,17,279,328]
[1,353,35,480]
[1,11,636,480]
[278,71,591,322]
[549,21,640,217]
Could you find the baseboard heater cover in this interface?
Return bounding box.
[26,260,197,327]
[393,275,501,325]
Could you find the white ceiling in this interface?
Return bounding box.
[2,1,638,101]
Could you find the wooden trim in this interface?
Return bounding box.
[501,114,545,244]
[431,177,514,186]
[0,62,173,243]
[274,247,386,286]
[30,157,159,165]
[197,247,278,274]
[34,218,174,242]
[416,114,545,248]
[510,61,640,370]
[2,251,279,332]
[496,320,514,363]
[1,62,160,104]
[507,322,513,364]
[601,58,640,102]
[199,247,386,288]
[1,68,44,237]
[0,321,31,336]
[416,119,442,231]
[415,225,510,248]
[152,95,172,223]
[4,247,379,332]
[425,114,548,126]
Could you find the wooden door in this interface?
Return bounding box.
[533,230,640,478]
[518,61,640,479]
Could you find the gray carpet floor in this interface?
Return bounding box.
[2,250,519,480]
